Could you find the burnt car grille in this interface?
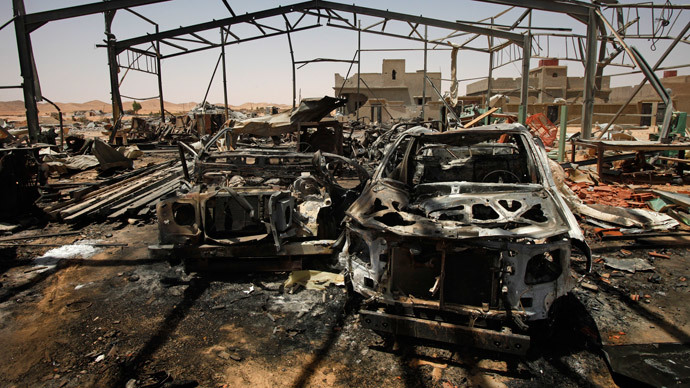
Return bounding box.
[389,245,501,308]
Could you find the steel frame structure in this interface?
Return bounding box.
[6,0,687,142]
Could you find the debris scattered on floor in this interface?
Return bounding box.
[284,270,345,291]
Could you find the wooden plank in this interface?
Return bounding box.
[44,161,172,214]
[107,177,181,218]
[463,107,498,128]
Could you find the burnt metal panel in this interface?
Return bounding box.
[360,310,530,355]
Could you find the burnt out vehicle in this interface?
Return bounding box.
[339,123,590,354]
[150,127,369,272]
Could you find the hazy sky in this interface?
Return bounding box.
[0,0,688,105]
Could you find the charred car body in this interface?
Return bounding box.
[151,126,368,272]
[339,123,590,354]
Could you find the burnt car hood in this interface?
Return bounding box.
[347,180,575,240]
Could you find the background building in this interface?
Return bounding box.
[334,59,442,123]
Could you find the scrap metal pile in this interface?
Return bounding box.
[43,159,188,222]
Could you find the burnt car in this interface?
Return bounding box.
[339,123,590,354]
[150,127,368,272]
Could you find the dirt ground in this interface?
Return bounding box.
[0,216,687,388]
[0,123,688,387]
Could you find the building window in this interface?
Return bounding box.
[392,70,397,80]
[415,97,431,105]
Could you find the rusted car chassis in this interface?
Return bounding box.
[339,124,591,354]
[151,133,368,271]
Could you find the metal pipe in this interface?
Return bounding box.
[202,51,222,107]
[0,16,17,32]
[425,74,460,125]
[42,96,63,149]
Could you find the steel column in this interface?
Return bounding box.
[518,33,531,124]
[422,25,428,120]
[105,10,124,144]
[156,26,165,120]
[581,9,598,139]
[558,104,568,162]
[286,23,296,110]
[12,0,40,143]
[356,20,361,121]
[486,17,494,118]
[597,20,690,139]
[220,28,229,120]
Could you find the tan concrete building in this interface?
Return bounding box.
[608,72,690,127]
[466,60,612,104]
[466,60,690,128]
[334,59,443,123]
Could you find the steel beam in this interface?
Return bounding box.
[160,24,321,60]
[25,0,171,32]
[360,310,530,355]
[475,0,591,16]
[321,1,523,42]
[114,0,523,53]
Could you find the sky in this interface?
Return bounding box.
[0,0,688,105]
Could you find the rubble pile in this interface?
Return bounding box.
[566,181,648,208]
